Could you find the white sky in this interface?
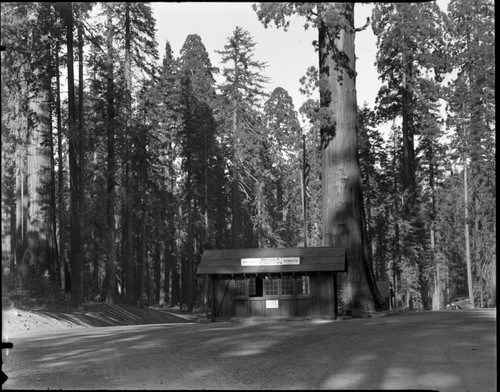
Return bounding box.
[151,1,449,117]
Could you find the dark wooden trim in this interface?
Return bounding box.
[202,247,345,259]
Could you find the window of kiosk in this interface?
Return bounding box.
[264,275,279,297]
[281,275,294,297]
[233,277,247,297]
[296,275,310,296]
[249,276,263,297]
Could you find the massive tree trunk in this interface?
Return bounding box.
[318,3,376,312]
[26,87,54,274]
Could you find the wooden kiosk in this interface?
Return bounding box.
[197,247,346,321]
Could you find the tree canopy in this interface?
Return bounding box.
[1,1,495,312]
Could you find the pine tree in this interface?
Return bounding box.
[178,33,219,311]
[446,0,495,307]
[155,41,183,306]
[372,3,448,216]
[357,105,391,283]
[261,87,302,247]
[371,2,449,309]
[298,70,323,247]
[104,3,116,303]
[217,26,269,249]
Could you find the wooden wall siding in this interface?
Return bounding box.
[234,299,248,317]
[249,299,263,317]
[310,273,336,316]
[214,277,232,318]
[197,247,346,275]
[210,272,337,319]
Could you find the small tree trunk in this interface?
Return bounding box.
[464,163,474,307]
[47,43,59,281]
[64,3,83,306]
[301,134,308,247]
[159,243,166,307]
[105,5,116,303]
[15,155,28,268]
[168,249,173,306]
[55,41,66,291]
[78,24,86,299]
[401,54,416,213]
[139,215,147,306]
[231,109,240,248]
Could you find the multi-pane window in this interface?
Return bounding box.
[235,275,310,297]
[281,275,294,295]
[234,278,246,296]
[248,277,256,296]
[296,275,310,295]
[264,276,279,296]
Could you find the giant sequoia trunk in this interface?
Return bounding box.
[318,4,377,311]
[26,87,54,274]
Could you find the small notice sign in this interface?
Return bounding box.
[266,300,279,309]
[241,257,300,266]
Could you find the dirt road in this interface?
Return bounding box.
[2,309,496,390]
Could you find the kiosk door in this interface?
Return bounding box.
[249,276,264,317]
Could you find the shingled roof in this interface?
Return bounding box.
[197,247,347,275]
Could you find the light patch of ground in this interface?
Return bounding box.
[2,307,94,335]
[2,303,201,338]
[2,307,84,335]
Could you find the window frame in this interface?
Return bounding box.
[233,276,247,298]
[295,274,311,297]
[280,274,295,297]
[232,274,311,299]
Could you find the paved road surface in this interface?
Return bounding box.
[2,309,496,390]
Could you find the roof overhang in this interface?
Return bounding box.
[197,247,346,275]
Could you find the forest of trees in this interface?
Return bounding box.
[1,1,495,312]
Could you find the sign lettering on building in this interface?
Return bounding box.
[241,257,300,266]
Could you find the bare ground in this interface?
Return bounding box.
[2,308,496,391]
[2,302,201,336]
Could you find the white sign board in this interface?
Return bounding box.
[241,257,300,266]
[266,300,279,309]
